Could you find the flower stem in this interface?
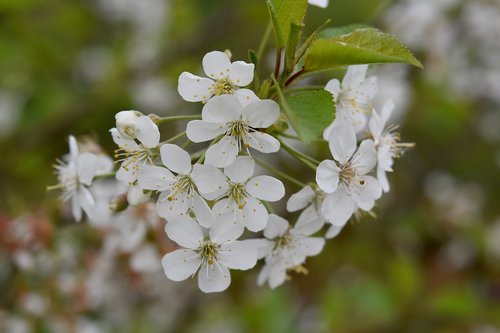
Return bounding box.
[254,158,306,188]
[285,68,305,87]
[157,115,200,124]
[163,131,186,144]
[277,137,320,167]
[94,172,116,180]
[257,23,272,65]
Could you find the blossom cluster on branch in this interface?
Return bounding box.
[50,0,418,293]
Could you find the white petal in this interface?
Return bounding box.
[245,238,274,259]
[264,214,289,239]
[159,190,192,218]
[116,158,140,184]
[202,94,242,123]
[308,0,329,8]
[164,216,204,248]
[177,72,214,102]
[191,164,226,194]
[209,213,244,244]
[268,261,287,289]
[325,225,343,239]
[71,194,83,222]
[234,89,260,107]
[315,160,340,194]
[356,76,378,103]
[68,135,79,158]
[219,240,257,270]
[294,205,325,235]
[110,128,139,150]
[78,186,95,219]
[350,139,377,175]
[243,99,280,128]
[198,262,231,293]
[369,108,384,139]
[137,165,174,191]
[96,155,113,175]
[377,166,390,193]
[223,156,255,183]
[245,175,285,202]
[205,135,239,168]
[76,153,98,186]
[287,185,315,212]
[343,65,368,87]
[328,122,357,164]
[246,132,280,153]
[162,250,201,281]
[191,192,214,228]
[186,120,226,143]
[135,116,160,148]
[127,184,150,205]
[160,144,192,174]
[350,175,382,211]
[202,51,232,80]
[324,78,340,100]
[321,188,355,227]
[242,196,269,232]
[299,237,325,257]
[229,61,254,86]
[322,121,335,141]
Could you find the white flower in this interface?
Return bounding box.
[323,65,378,138]
[138,144,224,226]
[257,210,325,289]
[316,123,382,227]
[186,95,280,167]
[111,113,160,203]
[178,50,259,105]
[369,99,412,193]
[208,156,285,232]
[286,185,343,239]
[52,136,103,221]
[162,214,257,293]
[308,0,329,8]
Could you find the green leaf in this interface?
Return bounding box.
[266,0,308,48]
[284,22,303,75]
[318,24,372,39]
[304,28,423,72]
[274,82,335,141]
[248,49,258,67]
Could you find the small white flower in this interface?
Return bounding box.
[178,50,259,105]
[186,95,281,167]
[308,0,329,8]
[138,144,224,226]
[257,210,325,289]
[323,65,378,138]
[316,123,382,227]
[369,99,412,193]
[111,113,160,203]
[286,185,343,239]
[208,156,285,232]
[52,136,102,221]
[162,214,258,293]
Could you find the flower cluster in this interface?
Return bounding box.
[50,50,412,292]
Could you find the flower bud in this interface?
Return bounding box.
[115,110,143,138]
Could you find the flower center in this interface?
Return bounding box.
[228,182,247,209]
[168,174,193,201]
[275,233,293,249]
[339,163,356,184]
[199,241,220,265]
[226,120,252,149]
[49,161,79,200]
[211,79,235,96]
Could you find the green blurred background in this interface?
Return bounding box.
[1,0,500,332]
